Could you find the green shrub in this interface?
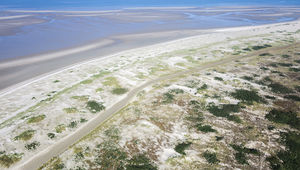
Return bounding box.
[281,54,291,58]
[267,132,300,170]
[47,133,55,139]
[284,95,300,101]
[202,151,220,164]
[216,136,224,141]
[207,104,241,123]
[259,53,273,56]
[86,100,105,113]
[174,142,192,155]
[162,88,185,104]
[53,80,60,83]
[269,63,278,67]
[25,141,40,150]
[27,115,46,123]
[289,67,300,72]
[241,76,253,81]
[162,92,174,103]
[198,84,208,90]
[231,144,260,165]
[0,152,23,168]
[265,95,276,100]
[80,118,88,123]
[196,124,217,133]
[265,109,300,129]
[268,83,293,94]
[231,89,266,104]
[294,59,300,64]
[111,88,128,95]
[68,121,78,128]
[125,154,157,170]
[251,44,271,50]
[294,85,300,92]
[277,63,293,67]
[214,77,223,81]
[14,130,35,141]
[242,47,251,51]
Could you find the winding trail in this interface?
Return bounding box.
[16,43,298,170]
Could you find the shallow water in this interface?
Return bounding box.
[0,6,300,60]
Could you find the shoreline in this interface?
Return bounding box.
[1,18,299,96]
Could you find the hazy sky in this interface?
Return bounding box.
[1,0,300,10]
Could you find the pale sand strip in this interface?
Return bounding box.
[0,39,115,69]
[0,15,32,20]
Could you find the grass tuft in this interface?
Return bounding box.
[27,115,46,123]
[0,152,23,168]
[14,130,35,141]
[111,88,128,95]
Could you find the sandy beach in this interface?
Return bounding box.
[0,16,298,169]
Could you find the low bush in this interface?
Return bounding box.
[295,85,300,92]
[25,141,40,150]
[214,77,223,81]
[80,118,88,123]
[267,132,300,170]
[294,59,300,64]
[231,89,266,104]
[289,67,300,72]
[284,95,300,101]
[268,83,293,94]
[68,121,78,128]
[259,53,273,56]
[174,142,192,155]
[241,76,253,81]
[196,124,217,133]
[265,109,300,129]
[47,133,55,139]
[216,136,224,141]
[281,54,291,58]
[198,84,208,91]
[86,101,105,113]
[242,47,251,51]
[231,144,260,165]
[125,154,157,170]
[251,44,271,50]
[277,63,293,67]
[207,103,241,123]
[202,151,220,164]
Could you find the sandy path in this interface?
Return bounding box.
[16,42,298,170]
